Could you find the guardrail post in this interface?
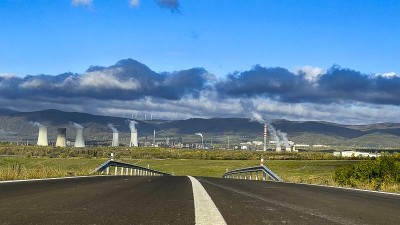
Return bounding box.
[249,172,252,180]
[114,167,118,175]
[125,168,129,175]
[106,167,110,175]
[263,172,266,181]
[256,171,259,180]
[134,169,137,176]
[130,168,133,176]
[120,167,124,175]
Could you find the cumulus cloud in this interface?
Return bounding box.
[2,59,400,124]
[72,0,93,7]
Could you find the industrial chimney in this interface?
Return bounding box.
[56,128,67,147]
[263,123,267,151]
[129,121,138,147]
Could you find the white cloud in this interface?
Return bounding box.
[373,72,398,78]
[79,70,141,90]
[19,79,46,89]
[294,65,325,83]
[72,0,93,7]
[129,0,140,7]
[0,73,18,79]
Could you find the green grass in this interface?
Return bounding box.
[0,157,356,185]
[134,159,358,185]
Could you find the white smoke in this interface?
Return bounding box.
[250,112,265,123]
[70,122,83,129]
[30,121,44,128]
[267,123,280,147]
[195,132,203,138]
[108,123,118,133]
[277,130,289,148]
[129,120,138,131]
[249,112,281,148]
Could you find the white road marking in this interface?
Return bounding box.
[188,176,227,225]
[0,175,108,184]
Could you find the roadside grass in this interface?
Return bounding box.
[0,157,356,185]
[135,159,357,186]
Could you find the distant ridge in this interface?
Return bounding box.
[1,109,400,147]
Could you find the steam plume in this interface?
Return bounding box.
[108,123,118,133]
[70,122,83,129]
[129,120,138,131]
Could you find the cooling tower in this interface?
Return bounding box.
[37,126,48,146]
[74,128,85,148]
[112,132,119,147]
[130,130,138,147]
[263,123,267,151]
[56,128,67,147]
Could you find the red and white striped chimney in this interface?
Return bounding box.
[263,123,267,151]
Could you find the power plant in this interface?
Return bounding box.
[129,120,138,147]
[56,128,67,147]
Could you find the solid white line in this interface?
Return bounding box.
[188,176,227,225]
[0,175,109,184]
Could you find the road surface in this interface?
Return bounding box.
[0,176,399,224]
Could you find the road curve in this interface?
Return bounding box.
[0,176,399,225]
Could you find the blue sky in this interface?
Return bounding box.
[1,0,400,124]
[1,0,399,77]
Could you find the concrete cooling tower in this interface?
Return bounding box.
[56,128,67,147]
[129,120,138,147]
[37,126,48,146]
[130,130,138,147]
[74,127,85,148]
[112,132,119,147]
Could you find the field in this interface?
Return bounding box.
[0,156,356,186]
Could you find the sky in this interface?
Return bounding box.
[1,0,400,124]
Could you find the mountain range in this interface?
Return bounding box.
[1,108,400,148]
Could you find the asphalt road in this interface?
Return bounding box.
[0,176,399,225]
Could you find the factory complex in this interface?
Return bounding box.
[32,121,297,152]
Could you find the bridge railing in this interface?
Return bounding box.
[92,160,171,176]
[222,164,282,182]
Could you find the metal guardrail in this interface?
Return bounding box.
[92,159,171,176]
[223,164,282,182]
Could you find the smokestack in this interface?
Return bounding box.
[129,120,138,147]
[153,129,156,145]
[56,128,67,147]
[263,123,267,151]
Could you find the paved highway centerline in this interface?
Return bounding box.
[188,176,227,225]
